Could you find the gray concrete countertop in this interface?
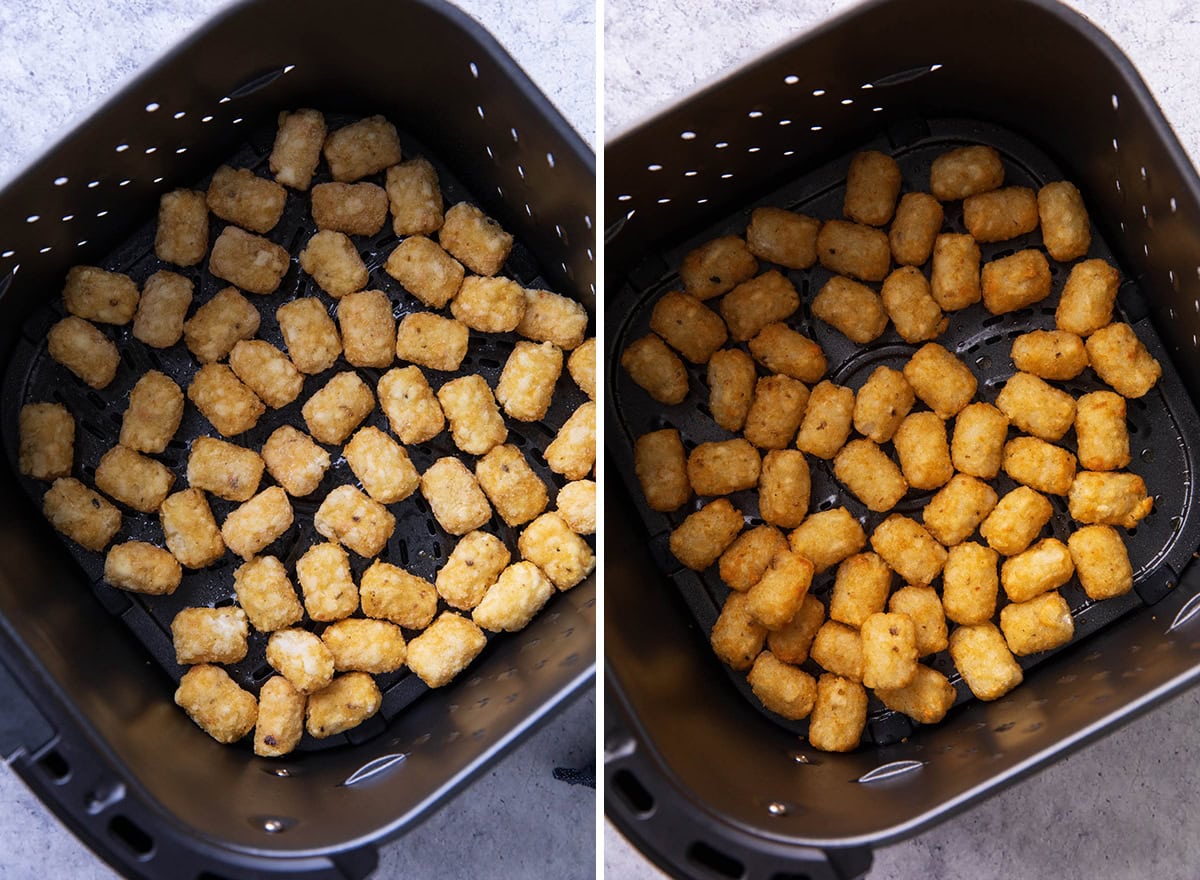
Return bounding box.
[604,1,1200,878]
[0,1,595,878]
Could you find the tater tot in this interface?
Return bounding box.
[322,619,407,674]
[310,181,388,236]
[269,108,325,190]
[44,477,120,552]
[1001,538,1074,602]
[747,550,813,630]
[634,429,690,512]
[904,343,977,419]
[19,402,73,481]
[386,157,444,236]
[930,233,981,311]
[337,289,395,368]
[889,192,944,266]
[767,594,825,664]
[323,115,402,182]
[221,486,293,561]
[745,207,819,269]
[941,541,1000,625]
[1069,525,1133,600]
[743,375,809,450]
[963,186,1039,242]
[276,297,342,374]
[519,512,596,590]
[183,286,261,364]
[833,439,907,513]
[95,445,174,513]
[476,444,549,527]
[687,439,761,497]
[808,674,868,753]
[439,202,513,276]
[930,145,1004,200]
[1086,322,1162,398]
[1003,436,1076,495]
[1057,259,1119,337]
[1000,591,1074,656]
[668,498,743,571]
[707,348,757,432]
[515,288,590,351]
[980,486,1053,556]
[206,165,286,234]
[621,334,688,405]
[748,323,826,384]
[881,266,947,343]
[362,560,438,630]
[649,291,727,364]
[893,412,953,491]
[922,474,997,547]
[995,372,1076,442]
[747,651,817,720]
[314,485,396,558]
[809,621,864,681]
[133,270,192,348]
[305,673,382,737]
[117,371,183,456]
[451,276,527,333]
[870,515,946,586]
[981,249,1052,315]
[1068,471,1153,528]
[233,555,303,632]
[261,425,331,497]
[154,189,208,267]
[302,371,375,445]
[160,488,225,567]
[556,480,596,535]
[1039,181,1091,262]
[875,664,957,724]
[472,561,555,633]
[395,312,469,372]
[811,276,889,344]
[888,585,947,656]
[104,541,181,595]
[384,235,464,309]
[788,507,865,574]
[62,265,138,325]
[758,450,810,530]
[720,270,800,342]
[421,458,492,536]
[568,338,596,400]
[710,591,767,671]
[437,531,510,610]
[295,542,358,622]
[861,612,918,690]
[545,401,596,480]
[208,226,290,295]
[47,316,119,389]
[437,374,507,456]
[405,613,487,688]
[1075,391,1130,471]
[679,235,758,300]
[344,426,420,504]
[795,381,854,460]
[188,364,265,437]
[187,436,263,503]
[228,340,304,410]
[844,150,901,226]
[1010,330,1088,380]
[949,623,1023,702]
[172,606,248,665]
[816,220,890,282]
[829,552,892,628]
[719,525,788,591]
[254,675,306,758]
[378,366,444,445]
[853,366,914,443]
[299,230,368,298]
[175,665,257,744]
[950,403,1009,480]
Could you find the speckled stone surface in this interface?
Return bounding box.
[0,1,594,878]
[604,1,1200,878]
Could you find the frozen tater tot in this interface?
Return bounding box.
[621,334,688,405]
[922,474,998,547]
[44,478,120,552]
[302,371,375,445]
[386,157,444,236]
[175,665,257,744]
[476,444,549,527]
[881,266,947,343]
[711,591,767,669]
[221,487,293,561]
[669,498,743,571]
[861,612,918,690]
[719,525,788,591]
[315,485,396,557]
[747,550,814,630]
[853,366,914,443]
[1038,181,1091,262]
[930,144,1004,201]
[323,115,402,182]
[491,333,566,421]
[228,340,304,410]
[362,560,438,630]
[568,338,596,400]
[788,507,865,574]
[844,150,902,226]
[172,606,248,665]
[996,372,1076,442]
[903,343,977,419]
[406,613,487,688]
[1057,259,1119,336]
[276,297,342,374]
[811,276,889,344]
[440,201,513,276]
[267,629,335,694]
[306,673,382,738]
[384,235,464,308]
[870,515,947,586]
[437,374,507,456]
[767,594,825,664]
[949,623,1023,702]
[707,348,757,432]
[299,230,368,298]
[337,289,395,369]
[875,664,957,724]
[183,287,261,364]
[47,316,119,389]
[62,265,139,325]
[1075,391,1130,471]
[233,555,303,632]
[981,249,1052,315]
[519,512,596,590]
[421,458,492,535]
[807,674,868,753]
[888,585,948,656]
[395,312,469,372]
[894,412,953,490]
[748,323,826,384]
[649,291,727,364]
[720,270,800,341]
[962,186,1039,242]
[1010,329,1088,380]
[1069,525,1133,600]
[687,439,761,497]
[556,480,596,535]
[809,621,864,681]
[1001,538,1074,602]
[980,486,1053,556]
[1000,591,1074,656]
[941,542,1000,625]
[254,676,305,758]
[1068,471,1153,528]
[1086,322,1162,398]
[208,226,290,295]
[930,233,981,311]
[95,445,174,513]
[743,375,809,450]
[545,401,596,481]
[472,561,555,633]
[1003,436,1076,495]
[816,220,890,282]
[747,651,817,720]
[181,362,267,441]
[829,552,892,628]
[889,192,944,266]
[154,189,208,267]
[19,402,73,481]
[679,235,757,300]
[133,270,192,348]
[322,619,407,674]
[745,207,819,269]
[515,288,589,351]
[104,541,181,595]
[634,429,690,512]
[378,366,444,444]
[758,450,810,530]
[159,488,225,567]
[951,402,1009,480]
[833,439,907,513]
[205,165,287,234]
[120,371,183,454]
[310,181,388,235]
[795,381,855,460]
[269,108,325,190]
[187,436,263,503]
[451,276,527,333]
[437,531,510,610]
[296,542,358,622]
[261,425,331,497]
[345,426,420,504]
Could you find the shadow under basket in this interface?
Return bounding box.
[0,1,594,878]
[604,1,1200,878]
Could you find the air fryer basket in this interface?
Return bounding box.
[604,1,1200,878]
[0,1,594,878]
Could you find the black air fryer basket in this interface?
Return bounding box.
[605,1,1200,878]
[0,1,594,877]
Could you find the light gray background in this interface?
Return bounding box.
[604,1,1200,878]
[0,1,595,878]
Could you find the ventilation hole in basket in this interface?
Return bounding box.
[1111,94,1120,110]
[697,198,709,205]
[1169,196,1178,213]
[176,147,188,155]
[75,240,87,247]
[784,150,795,157]
[144,147,157,155]
[656,198,670,205]
[1144,243,1150,257]
[38,247,50,255]
[517,164,526,180]
[469,61,479,78]
[1112,137,1119,152]
[0,251,13,259]
[153,177,164,185]
[720,173,733,180]
[525,203,534,217]
[173,111,185,120]
[687,842,743,879]
[545,151,555,168]
[748,146,761,154]
[1116,179,1122,193]
[617,194,631,202]
[812,88,826,96]
[647,163,662,172]
[783,74,799,85]
[202,115,214,123]
[681,130,697,140]
[61,213,74,222]
[87,180,100,188]
[38,749,70,781]
[53,176,69,187]
[715,141,729,149]
[97,210,109,218]
[144,102,160,113]
[810,124,824,132]
[115,144,129,153]
[748,110,763,119]
[119,179,131,187]
[109,815,153,858]
[510,127,519,143]
[841,98,854,106]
